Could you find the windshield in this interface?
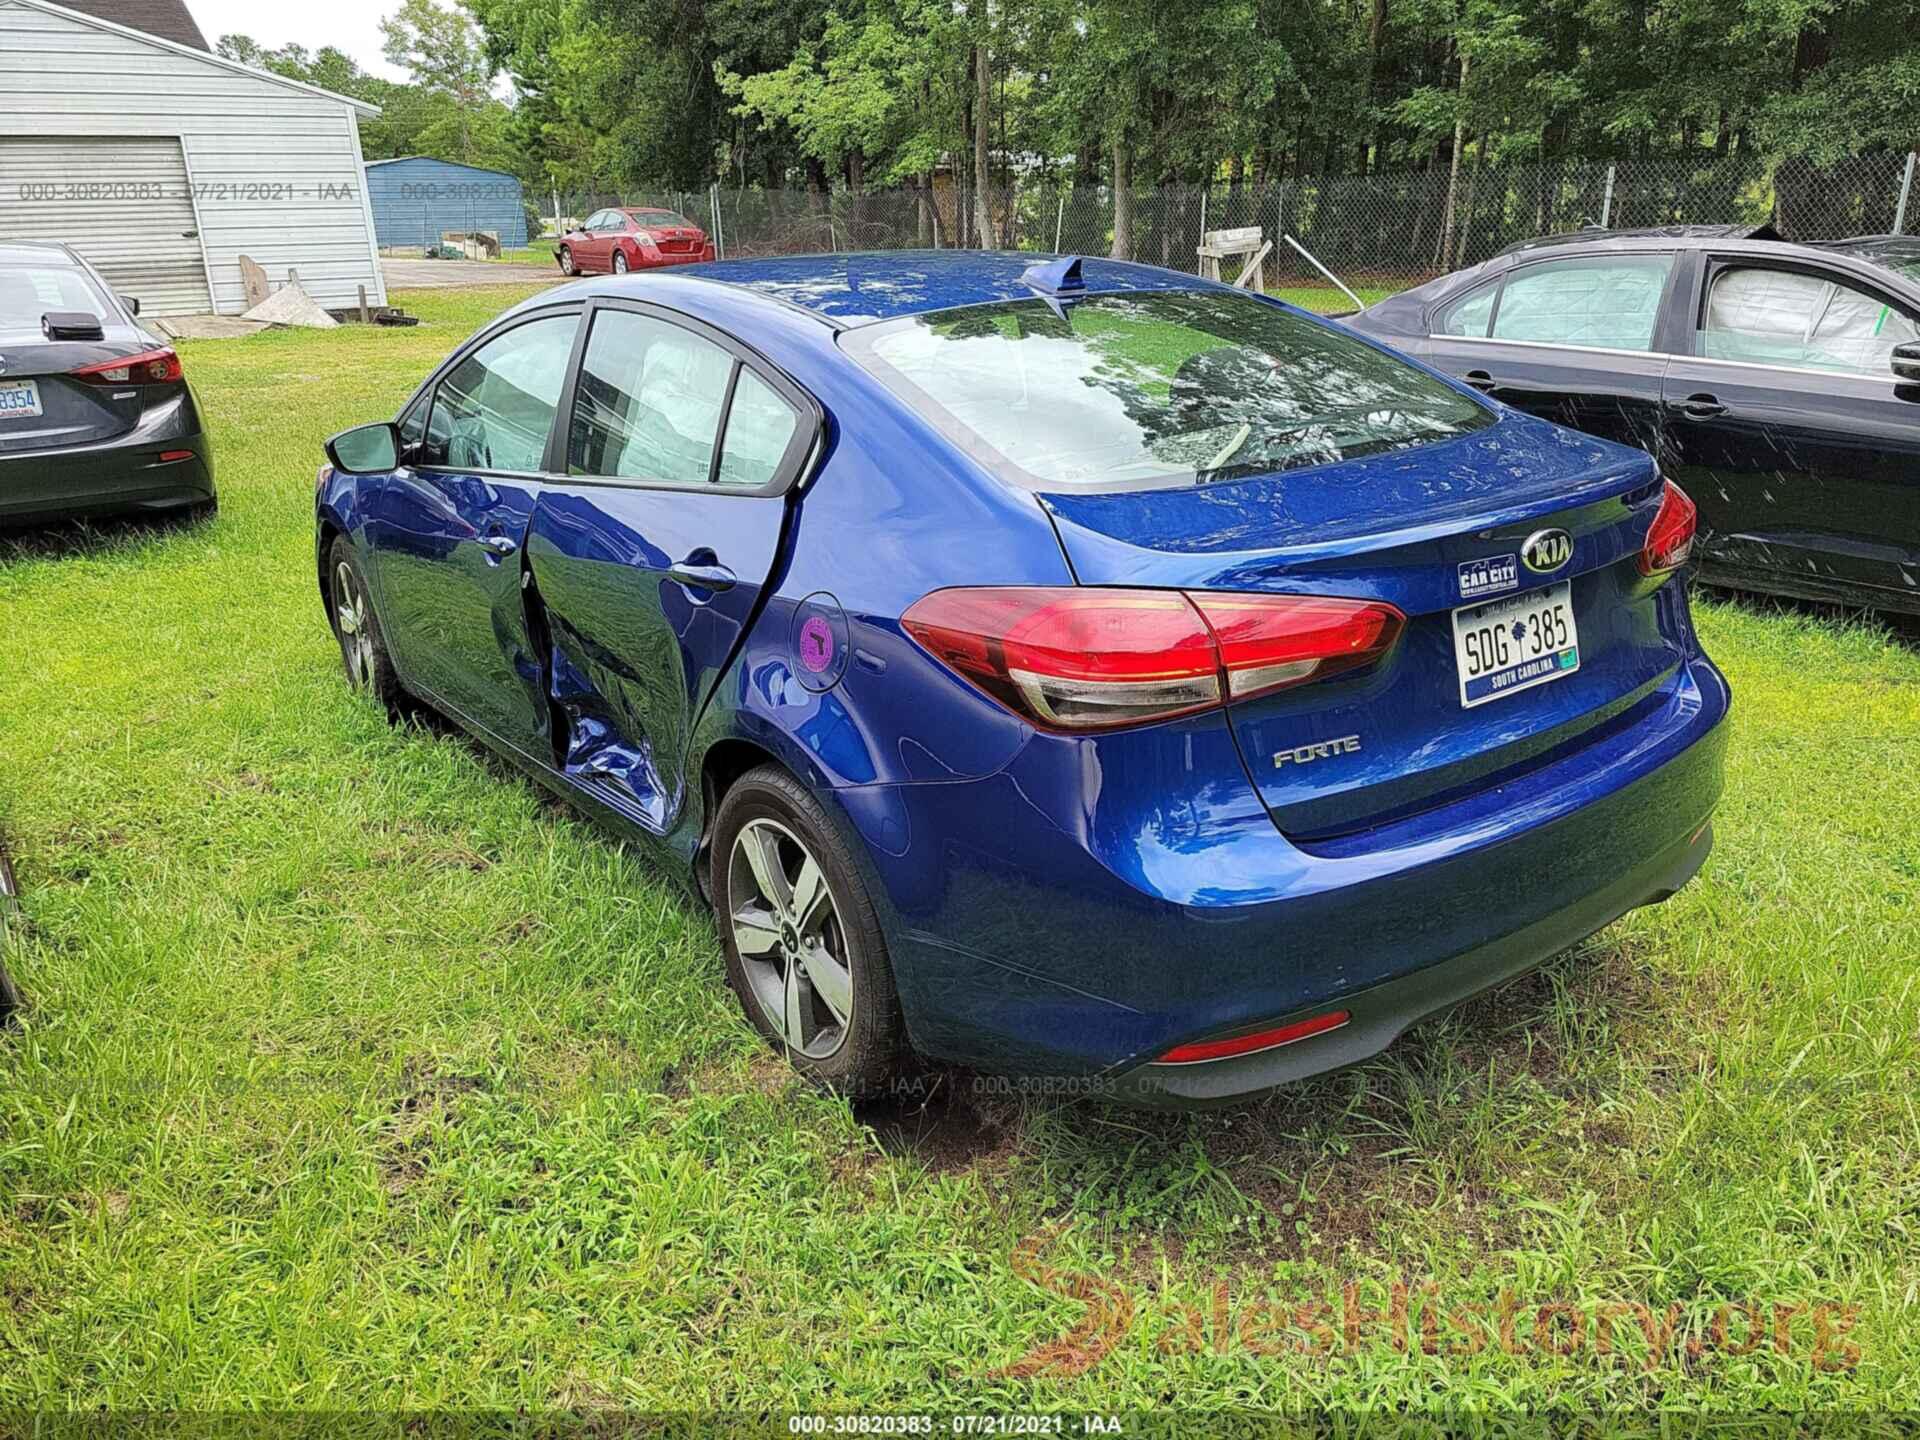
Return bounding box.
[0,263,111,330]
[846,290,1492,490]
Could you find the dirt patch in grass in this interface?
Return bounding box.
[687,1047,797,1101]
[367,817,495,873]
[857,1071,1022,1176]
[378,1059,485,1193]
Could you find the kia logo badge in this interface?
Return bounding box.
[1522,528,1573,574]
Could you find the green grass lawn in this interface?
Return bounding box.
[1267,284,1398,314]
[2,284,1919,1413]
[490,246,556,266]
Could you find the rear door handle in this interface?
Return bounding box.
[668,560,737,593]
[1675,392,1726,420]
[1463,369,1497,392]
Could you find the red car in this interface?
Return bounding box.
[555,207,716,276]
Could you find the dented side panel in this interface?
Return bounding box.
[524,485,790,833]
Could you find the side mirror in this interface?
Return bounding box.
[1893,342,1920,384]
[125,296,141,316]
[325,421,401,475]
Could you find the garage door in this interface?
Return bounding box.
[1,137,212,316]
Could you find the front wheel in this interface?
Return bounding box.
[612,249,630,275]
[326,535,404,714]
[714,766,903,1096]
[558,246,576,276]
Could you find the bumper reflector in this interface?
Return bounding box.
[1156,1009,1351,1065]
[158,450,195,463]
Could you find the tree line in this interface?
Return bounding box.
[220,0,1920,254]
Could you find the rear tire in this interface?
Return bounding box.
[713,765,903,1097]
[558,246,576,276]
[613,250,630,275]
[326,535,404,715]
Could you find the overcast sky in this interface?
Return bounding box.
[187,0,411,81]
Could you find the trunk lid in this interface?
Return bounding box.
[1040,415,1681,840]
[0,326,149,456]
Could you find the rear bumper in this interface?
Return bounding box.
[833,652,1730,1104]
[1113,819,1712,1106]
[633,249,713,269]
[0,393,214,527]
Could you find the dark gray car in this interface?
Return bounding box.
[1349,226,1920,618]
[0,240,215,527]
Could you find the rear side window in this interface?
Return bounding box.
[568,310,735,485]
[1488,256,1672,350]
[718,370,800,487]
[1436,282,1497,338]
[0,263,110,327]
[847,290,1491,490]
[428,312,579,473]
[1702,265,1920,375]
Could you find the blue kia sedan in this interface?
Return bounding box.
[315,251,1729,1106]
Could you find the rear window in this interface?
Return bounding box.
[845,290,1492,491]
[0,264,111,327]
[629,210,694,229]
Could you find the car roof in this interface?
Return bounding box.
[0,240,82,266]
[1494,224,1920,272]
[1496,223,1775,258]
[657,250,1211,327]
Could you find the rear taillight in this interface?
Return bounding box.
[70,347,182,386]
[1158,1009,1351,1065]
[900,587,1404,732]
[1639,479,1697,576]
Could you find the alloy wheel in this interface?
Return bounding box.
[332,559,376,690]
[559,247,575,275]
[727,818,853,1059]
[613,251,629,274]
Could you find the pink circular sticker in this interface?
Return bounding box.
[799,615,835,674]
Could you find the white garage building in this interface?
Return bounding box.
[0,0,387,316]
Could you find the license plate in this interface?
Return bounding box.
[0,379,42,419]
[1452,581,1579,708]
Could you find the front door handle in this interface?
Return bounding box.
[1463,369,1498,392]
[668,560,737,593]
[477,534,519,558]
[1675,392,1727,420]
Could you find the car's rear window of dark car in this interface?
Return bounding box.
[844,290,1493,491]
[0,263,111,329]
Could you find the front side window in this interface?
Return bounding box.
[848,290,1492,490]
[568,310,736,484]
[1702,265,1920,375]
[1487,256,1673,351]
[428,312,579,473]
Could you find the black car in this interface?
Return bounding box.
[0,241,215,527]
[1350,225,1920,617]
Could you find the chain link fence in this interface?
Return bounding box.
[534,151,1919,311]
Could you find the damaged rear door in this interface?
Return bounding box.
[525,298,819,832]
